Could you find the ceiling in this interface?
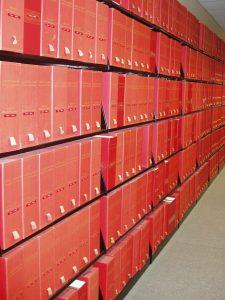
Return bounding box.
[198,0,225,30]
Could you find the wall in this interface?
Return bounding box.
[178,0,225,41]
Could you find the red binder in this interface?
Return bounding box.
[90,138,101,199]
[22,153,39,237]
[80,70,92,135]
[100,189,122,249]
[0,0,24,52]
[96,2,108,65]
[67,68,80,137]
[79,267,99,300]
[58,0,73,59]
[39,149,55,228]
[0,62,21,152]
[37,66,52,144]
[102,72,119,129]
[20,64,38,148]
[41,0,59,57]
[79,140,91,205]
[54,146,68,218]
[91,71,102,132]
[39,228,56,299]
[0,158,22,249]
[52,66,68,140]
[89,201,100,261]
[0,245,25,299]
[24,0,41,55]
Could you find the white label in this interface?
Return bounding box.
[70,280,85,289]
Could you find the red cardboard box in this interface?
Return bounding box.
[22,153,39,237]
[102,72,119,129]
[152,163,166,207]
[154,78,167,119]
[41,0,59,57]
[101,134,117,190]
[121,183,132,234]
[160,0,170,31]
[0,62,21,152]
[80,267,99,300]
[23,238,40,299]
[0,158,22,250]
[52,66,68,140]
[136,127,144,172]
[123,129,132,179]
[67,68,80,137]
[92,71,102,132]
[130,129,137,176]
[123,75,134,126]
[138,220,150,269]
[37,65,52,144]
[54,219,70,290]
[94,255,116,300]
[80,70,92,134]
[39,149,55,228]
[100,189,122,249]
[163,196,177,235]
[73,0,96,63]
[146,169,154,212]
[117,75,125,127]
[179,143,197,183]
[0,0,24,52]
[0,246,25,299]
[115,131,124,185]
[89,201,100,261]
[58,0,73,59]
[108,8,126,68]
[24,0,41,55]
[153,120,169,163]
[107,245,122,295]
[164,154,179,194]
[90,138,101,199]
[130,228,141,276]
[79,140,91,205]
[77,207,90,270]
[119,235,133,288]
[129,178,138,225]
[148,204,165,253]
[96,2,108,65]
[156,33,171,75]
[136,174,148,217]
[142,124,154,169]
[39,228,56,299]
[54,146,68,218]
[20,64,38,148]
[153,0,161,26]
[67,213,80,277]
[66,143,80,210]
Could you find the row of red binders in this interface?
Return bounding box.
[1,122,225,250]
[1,0,108,65]
[115,0,225,61]
[2,149,223,300]
[1,1,225,75]
[56,146,225,300]
[0,201,101,300]
[108,10,225,77]
[1,61,225,153]
[181,46,225,82]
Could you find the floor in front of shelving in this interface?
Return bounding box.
[125,168,225,300]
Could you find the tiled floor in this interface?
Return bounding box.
[125,168,225,300]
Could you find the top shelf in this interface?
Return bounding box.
[101,0,225,64]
